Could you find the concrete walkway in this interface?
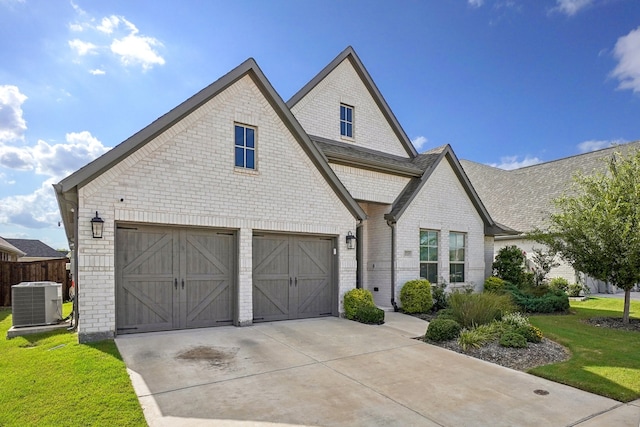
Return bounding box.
[116,313,640,427]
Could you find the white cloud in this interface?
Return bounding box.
[489,155,542,170]
[610,26,640,94]
[0,85,27,142]
[552,0,594,16]
[577,138,626,153]
[68,38,97,56]
[0,178,60,229]
[468,0,484,7]
[411,135,429,151]
[0,131,111,180]
[89,69,106,75]
[68,12,165,72]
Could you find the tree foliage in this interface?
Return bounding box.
[493,245,526,285]
[531,150,640,323]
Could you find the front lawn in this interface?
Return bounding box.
[0,303,146,426]
[530,297,640,402]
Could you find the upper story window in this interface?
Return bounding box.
[235,124,256,170]
[449,232,466,283]
[340,104,353,138]
[420,230,438,284]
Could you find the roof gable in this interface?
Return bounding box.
[287,46,417,158]
[385,145,507,236]
[55,58,366,243]
[0,237,26,257]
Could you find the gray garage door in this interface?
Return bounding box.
[116,225,235,334]
[253,234,335,322]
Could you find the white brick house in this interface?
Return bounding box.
[56,47,508,342]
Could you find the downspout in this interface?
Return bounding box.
[54,184,79,332]
[355,220,363,289]
[386,220,399,312]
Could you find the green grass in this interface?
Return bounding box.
[530,297,640,403]
[0,303,146,426]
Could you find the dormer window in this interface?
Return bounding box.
[340,104,353,138]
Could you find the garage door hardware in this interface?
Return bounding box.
[288,277,298,286]
[174,278,185,289]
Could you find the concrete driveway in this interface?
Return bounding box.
[116,313,640,427]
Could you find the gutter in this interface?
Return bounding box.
[53,184,79,332]
[386,219,399,312]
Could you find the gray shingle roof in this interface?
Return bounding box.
[5,238,66,258]
[0,237,26,257]
[461,141,640,233]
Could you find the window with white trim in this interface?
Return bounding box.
[449,232,466,283]
[340,104,353,138]
[420,230,438,284]
[234,124,256,169]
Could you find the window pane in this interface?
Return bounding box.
[420,231,428,246]
[427,264,438,284]
[340,121,346,136]
[246,128,254,148]
[340,105,346,121]
[428,233,438,246]
[346,106,352,122]
[450,264,464,283]
[420,263,427,279]
[428,247,438,262]
[235,126,244,146]
[235,147,245,167]
[246,149,255,169]
[420,247,428,261]
[346,123,352,137]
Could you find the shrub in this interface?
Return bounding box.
[447,291,516,328]
[506,285,569,313]
[400,279,434,314]
[431,282,449,311]
[493,246,526,285]
[425,318,461,342]
[344,288,375,320]
[567,282,583,297]
[457,322,503,351]
[484,276,506,294]
[499,331,528,348]
[436,308,455,320]
[501,312,530,328]
[515,325,543,343]
[354,304,385,324]
[549,277,569,293]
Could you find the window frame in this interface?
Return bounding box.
[419,230,439,284]
[449,232,466,283]
[234,123,256,170]
[340,104,354,138]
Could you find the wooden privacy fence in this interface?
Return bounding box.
[0,259,71,307]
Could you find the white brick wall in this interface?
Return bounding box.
[331,164,409,204]
[291,59,410,157]
[360,202,393,308]
[395,159,487,302]
[76,74,356,340]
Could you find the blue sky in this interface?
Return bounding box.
[1,0,640,250]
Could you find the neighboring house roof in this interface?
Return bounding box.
[55,57,367,245]
[0,237,26,258]
[461,140,640,233]
[384,145,510,236]
[287,46,418,158]
[4,238,64,259]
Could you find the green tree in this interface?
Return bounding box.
[531,151,640,323]
[530,247,560,286]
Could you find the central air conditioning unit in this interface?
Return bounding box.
[12,281,63,327]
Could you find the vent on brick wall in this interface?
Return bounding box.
[11,282,63,327]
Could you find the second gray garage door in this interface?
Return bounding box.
[253,234,335,322]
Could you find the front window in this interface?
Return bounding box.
[449,232,466,283]
[340,104,353,138]
[420,230,438,284]
[235,124,256,169]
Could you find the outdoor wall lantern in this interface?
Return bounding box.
[91,211,104,239]
[346,231,356,250]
